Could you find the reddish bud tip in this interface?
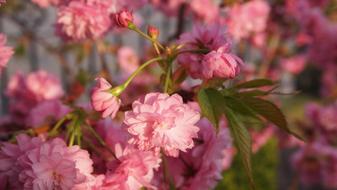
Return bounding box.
[114,9,133,28]
[147,25,160,39]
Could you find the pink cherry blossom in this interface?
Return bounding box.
[56,0,111,41]
[150,0,185,16]
[26,100,70,128]
[201,46,243,80]
[0,34,13,74]
[190,0,219,23]
[281,55,307,74]
[113,9,134,28]
[31,0,64,8]
[178,25,243,80]
[124,92,200,157]
[101,146,161,190]
[91,77,121,119]
[117,46,139,76]
[227,0,270,40]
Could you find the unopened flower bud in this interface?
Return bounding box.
[114,9,133,28]
[147,25,159,40]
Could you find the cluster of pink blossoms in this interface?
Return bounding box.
[0,134,102,189]
[0,34,13,74]
[292,102,337,188]
[4,70,65,126]
[178,25,243,80]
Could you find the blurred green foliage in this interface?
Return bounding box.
[216,139,278,190]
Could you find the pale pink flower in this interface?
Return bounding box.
[5,71,64,125]
[0,134,43,189]
[124,93,200,157]
[178,25,242,80]
[117,47,139,76]
[26,70,64,102]
[0,34,13,74]
[21,138,95,189]
[26,100,70,128]
[227,0,270,40]
[201,46,243,80]
[150,0,185,16]
[101,146,161,190]
[281,55,307,74]
[91,77,121,119]
[56,1,111,41]
[153,118,233,189]
[190,0,219,23]
[31,0,64,8]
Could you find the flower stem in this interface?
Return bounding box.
[49,114,71,137]
[122,57,163,89]
[128,23,165,50]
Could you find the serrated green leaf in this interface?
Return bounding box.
[224,107,255,190]
[241,97,289,132]
[238,90,269,97]
[197,88,224,131]
[234,79,274,89]
[223,96,260,121]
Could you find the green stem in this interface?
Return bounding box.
[164,62,172,93]
[128,23,164,50]
[161,152,176,190]
[49,114,71,137]
[84,124,119,160]
[123,57,163,89]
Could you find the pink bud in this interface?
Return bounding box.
[147,25,159,39]
[114,9,133,28]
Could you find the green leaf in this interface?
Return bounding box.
[224,107,256,190]
[197,88,224,131]
[241,97,289,132]
[238,90,269,97]
[223,96,260,121]
[234,79,274,89]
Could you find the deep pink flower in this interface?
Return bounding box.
[91,77,121,119]
[56,1,111,41]
[178,25,242,80]
[113,9,133,28]
[147,25,160,39]
[201,46,243,79]
[227,0,270,40]
[0,34,13,74]
[124,93,200,157]
[101,146,161,190]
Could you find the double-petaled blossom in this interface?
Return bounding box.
[117,47,139,76]
[100,146,161,190]
[0,34,13,74]
[0,135,98,189]
[113,9,134,28]
[5,71,64,125]
[178,25,243,80]
[227,0,270,40]
[91,77,121,119]
[56,0,112,41]
[124,93,200,157]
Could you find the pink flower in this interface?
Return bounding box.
[0,0,6,6]
[124,93,200,157]
[0,34,13,74]
[150,0,185,16]
[5,71,64,125]
[113,9,133,28]
[147,25,160,39]
[101,146,161,190]
[281,55,307,74]
[227,0,270,40]
[201,46,243,79]
[178,25,242,80]
[91,77,121,119]
[117,47,139,76]
[56,1,111,41]
[26,70,64,101]
[190,0,219,23]
[31,0,64,8]
[26,100,70,128]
